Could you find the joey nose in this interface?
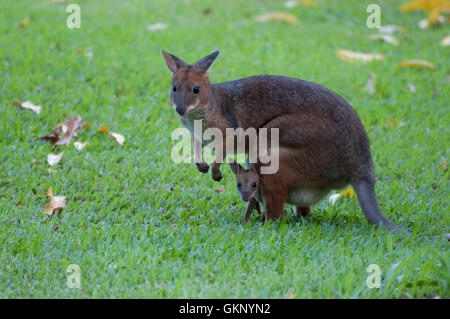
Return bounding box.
[176,105,186,116]
[242,192,251,202]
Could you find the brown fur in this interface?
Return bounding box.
[161,50,450,240]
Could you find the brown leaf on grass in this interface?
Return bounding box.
[47,152,63,166]
[43,188,66,216]
[35,116,83,145]
[255,12,299,24]
[98,125,125,146]
[440,160,447,171]
[13,100,41,114]
[336,50,386,63]
[55,116,83,146]
[369,34,399,45]
[215,185,225,193]
[363,72,376,95]
[398,59,436,70]
[386,118,405,128]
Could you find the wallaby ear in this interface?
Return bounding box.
[251,166,259,174]
[229,160,243,175]
[192,50,219,75]
[161,50,188,74]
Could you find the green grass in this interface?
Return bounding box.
[0,0,449,298]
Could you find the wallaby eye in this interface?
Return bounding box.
[193,86,200,94]
[252,182,257,188]
[237,182,242,189]
[172,85,177,92]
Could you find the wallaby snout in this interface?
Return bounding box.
[175,104,186,116]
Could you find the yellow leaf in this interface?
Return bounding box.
[336,50,386,63]
[398,59,436,70]
[285,0,317,8]
[386,118,405,128]
[428,8,440,23]
[98,125,109,134]
[369,34,399,46]
[19,18,29,27]
[401,0,450,12]
[256,12,299,24]
[341,189,355,199]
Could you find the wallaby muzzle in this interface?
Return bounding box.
[175,105,186,116]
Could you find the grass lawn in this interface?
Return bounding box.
[0,0,449,298]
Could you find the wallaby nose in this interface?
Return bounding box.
[242,192,251,202]
[176,105,186,116]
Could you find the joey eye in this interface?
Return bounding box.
[172,85,177,92]
[252,182,257,188]
[193,86,200,94]
[237,182,242,189]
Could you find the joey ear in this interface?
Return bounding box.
[193,50,219,75]
[161,50,188,74]
[229,160,243,175]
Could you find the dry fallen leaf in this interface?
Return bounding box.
[215,185,225,193]
[15,100,41,114]
[398,59,436,70]
[336,50,386,63]
[35,116,83,146]
[369,33,399,46]
[441,35,450,46]
[400,0,450,12]
[363,72,376,95]
[147,23,168,31]
[408,83,417,93]
[440,160,448,171]
[378,25,405,34]
[98,125,125,146]
[74,141,89,151]
[55,116,83,146]
[19,18,29,28]
[341,189,355,199]
[386,118,405,128]
[43,188,66,216]
[256,12,299,24]
[47,152,63,166]
[284,0,317,8]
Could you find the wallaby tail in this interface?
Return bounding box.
[353,178,450,241]
[352,178,406,234]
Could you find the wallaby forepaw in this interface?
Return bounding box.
[211,169,223,182]
[196,162,209,174]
